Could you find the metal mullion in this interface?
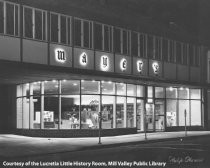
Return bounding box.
[41,11,43,40]
[13,4,15,36]
[32,8,35,39]
[145,34,148,58]
[3,1,6,34]
[81,19,84,47]
[102,24,104,51]
[120,29,123,54]
[111,26,114,52]
[138,33,140,57]
[129,30,131,56]
[58,14,61,43]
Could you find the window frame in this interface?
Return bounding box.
[50,11,71,45]
[23,5,47,41]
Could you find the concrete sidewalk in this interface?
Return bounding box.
[0,131,210,159]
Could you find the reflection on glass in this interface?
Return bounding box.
[61,95,80,129]
[81,95,100,129]
[191,100,201,126]
[137,85,144,97]
[116,83,126,96]
[136,99,144,131]
[127,84,136,97]
[61,80,80,95]
[127,98,135,128]
[81,80,100,94]
[155,87,164,98]
[31,96,41,129]
[178,88,189,99]
[102,96,114,129]
[102,81,115,95]
[155,100,164,131]
[16,98,23,128]
[190,89,201,99]
[146,103,154,131]
[178,100,190,126]
[32,82,41,95]
[22,96,29,129]
[116,96,125,128]
[147,86,153,98]
[166,100,177,127]
[44,80,59,95]
[166,88,177,98]
[44,95,59,129]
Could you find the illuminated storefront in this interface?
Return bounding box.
[16,80,203,133]
[0,0,208,137]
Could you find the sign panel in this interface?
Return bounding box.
[149,60,162,77]
[115,54,131,74]
[133,57,147,76]
[50,44,72,67]
[74,48,94,70]
[95,51,114,72]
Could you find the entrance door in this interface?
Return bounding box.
[136,99,144,131]
[145,100,165,132]
[154,100,165,131]
[145,103,154,131]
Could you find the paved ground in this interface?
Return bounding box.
[0,131,210,159]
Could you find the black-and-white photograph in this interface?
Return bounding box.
[0,0,210,167]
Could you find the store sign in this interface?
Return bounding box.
[100,55,109,71]
[152,62,159,74]
[80,52,88,66]
[55,48,66,63]
[120,58,127,71]
[137,60,143,73]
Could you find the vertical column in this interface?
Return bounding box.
[41,82,44,129]
[58,80,61,129]
[133,98,137,127]
[113,83,116,128]
[29,84,33,129]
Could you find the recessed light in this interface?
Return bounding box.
[73,83,78,86]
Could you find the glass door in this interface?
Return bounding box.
[145,103,154,131]
[136,99,144,131]
[154,99,165,131]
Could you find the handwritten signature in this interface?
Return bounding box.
[168,156,204,164]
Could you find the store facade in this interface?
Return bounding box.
[0,0,207,137]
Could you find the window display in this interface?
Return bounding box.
[16,80,202,131]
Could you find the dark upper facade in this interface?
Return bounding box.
[0,0,208,86]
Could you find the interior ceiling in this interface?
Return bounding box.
[10,0,200,37]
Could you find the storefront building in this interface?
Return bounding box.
[0,0,208,137]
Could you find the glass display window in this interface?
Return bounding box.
[44,95,59,129]
[116,83,126,96]
[116,96,126,128]
[190,89,201,99]
[44,80,59,95]
[127,84,136,97]
[166,87,177,98]
[81,95,100,129]
[101,81,115,95]
[102,96,115,129]
[178,88,189,99]
[137,85,144,97]
[127,97,136,128]
[61,95,80,129]
[155,87,164,98]
[61,80,80,95]
[81,80,100,94]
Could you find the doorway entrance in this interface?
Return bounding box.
[145,100,165,132]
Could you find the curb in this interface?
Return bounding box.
[3,134,210,160]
